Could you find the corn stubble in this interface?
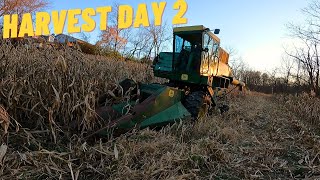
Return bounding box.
[0,40,320,179]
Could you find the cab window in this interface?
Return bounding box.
[203,33,214,61]
[201,33,220,75]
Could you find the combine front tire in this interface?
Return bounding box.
[183,91,210,120]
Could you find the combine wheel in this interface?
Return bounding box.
[183,91,211,120]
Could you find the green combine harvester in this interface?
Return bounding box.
[92,25,245,136]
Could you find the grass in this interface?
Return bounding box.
[0,40,320,179]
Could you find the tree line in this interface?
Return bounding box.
[228,0,320,96]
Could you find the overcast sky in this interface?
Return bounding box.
[50,0,310,72]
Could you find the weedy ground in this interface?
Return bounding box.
[0,41,320,179]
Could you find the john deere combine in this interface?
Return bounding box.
[92,25,245,136]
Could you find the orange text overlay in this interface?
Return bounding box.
[2,0,188,39]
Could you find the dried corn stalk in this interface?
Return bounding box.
[0,105,10,135]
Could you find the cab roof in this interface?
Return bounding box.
[173,25,220,43]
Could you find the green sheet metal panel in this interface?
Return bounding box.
[110,84,191,130]
[139,101,191,128]
[131,86,184,124]
[154,70,210,85]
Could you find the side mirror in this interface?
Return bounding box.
[214,29,220,34]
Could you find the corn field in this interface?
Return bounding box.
[0,40,155,141]
[0,39,320,179]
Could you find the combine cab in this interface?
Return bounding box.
[91,25,245,137]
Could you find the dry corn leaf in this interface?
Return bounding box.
[0,144,8,166]
[114,144,119,160]
[0,105,10,135]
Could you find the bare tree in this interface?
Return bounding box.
[226,47,248,80]
[261,73,269,86]
[144,22,171,60]
[98,3,131,55]
[0,0,49,16]
[285,40,320,94]
[281,55,295,84]
[126,28,152,59]
[285,0,320,95]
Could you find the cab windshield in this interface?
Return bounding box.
[174,32,202,72]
